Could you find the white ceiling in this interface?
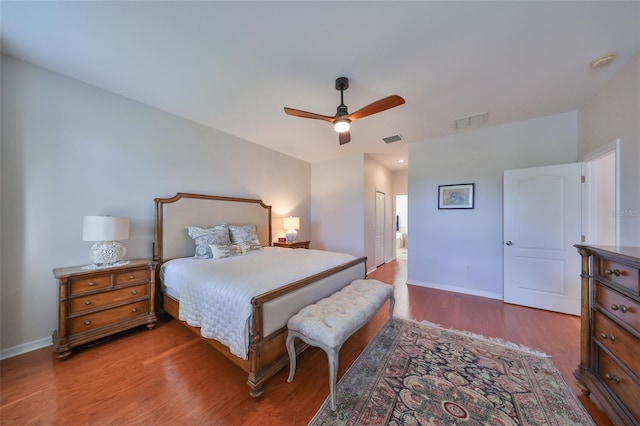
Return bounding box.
[2,1,639,171]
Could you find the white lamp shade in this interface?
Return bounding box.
[283,216,300,230]
[83,216,130,241]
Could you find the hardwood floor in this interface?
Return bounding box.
[1,260,611,425]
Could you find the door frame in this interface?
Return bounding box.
[582,138,620,245]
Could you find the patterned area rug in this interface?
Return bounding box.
[309,318,593,425]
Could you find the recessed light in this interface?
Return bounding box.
[397,159,405,164]
[590,52,616,69]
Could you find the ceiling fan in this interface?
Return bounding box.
[284,77,405,145]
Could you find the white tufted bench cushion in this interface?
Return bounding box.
[286,278,394,411]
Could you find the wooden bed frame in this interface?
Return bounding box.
[153,193,367,397]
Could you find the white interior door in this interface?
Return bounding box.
[503,163,582,315]
[375,191,385,267]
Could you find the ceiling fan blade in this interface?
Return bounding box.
[339,131,351,145]
[347,95,405,121]
[284,107,335,123]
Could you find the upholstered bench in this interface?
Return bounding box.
[286,279,395,411]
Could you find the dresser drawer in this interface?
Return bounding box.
[68,300,149,335]
[597,348,640,421]
[595,282,640,333]
[598,257,639,294]
[115,268,149,285]
[594,311,640,377]
[68,284,148,314]
[69,274,111,295]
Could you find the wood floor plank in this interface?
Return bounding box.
[0,260,611,425]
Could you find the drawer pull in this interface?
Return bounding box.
[605,373,620,384]
[88,281,96,286]
[84,320,91,326]
[84,300,91,305]
[600,332,615,341]
[131,290,138,295]
[605,268,621,277]
[131,308,138,313]
[611,304,628,313]
[129,274,135,279]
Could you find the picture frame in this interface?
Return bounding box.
[438,183,475,209]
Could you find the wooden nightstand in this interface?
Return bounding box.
[52,258,157,359]
[272,240,310,249]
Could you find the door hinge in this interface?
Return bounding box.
[581,175,586,183]
[581,234,586,242]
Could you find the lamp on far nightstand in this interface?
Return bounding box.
[283,216,300,242]
[82,216,130,266]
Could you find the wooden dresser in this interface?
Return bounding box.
[574,245,640,425]
[52,258,157,359]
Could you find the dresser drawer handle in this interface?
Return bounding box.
[129,274,135,279]
[131,290,138,295]
[611,304,628,313]
[88,281,96,286]
[600,332,615,341]
[605,268,621,277]
[605,373,620,384]
[85,300,92,305]
[131,308,138,313]
[84,320,91,326]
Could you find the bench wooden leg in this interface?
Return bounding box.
[389,295,395,326]
[286,332,297,383]
[327,345,340,411]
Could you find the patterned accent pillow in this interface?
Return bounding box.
[209,243,242,259]
[185,224,231,259]
[239,239,263,254]
[229,224,260,245]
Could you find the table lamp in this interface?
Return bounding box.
[83,216,130,266]
[283,216,300,242]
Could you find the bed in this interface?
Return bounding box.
[153,193,367,397]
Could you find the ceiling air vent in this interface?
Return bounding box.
[382,134,404,144]
[454,111,489,130]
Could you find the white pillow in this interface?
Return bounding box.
[209,243,242,259]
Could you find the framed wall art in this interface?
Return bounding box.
[438,183,474,209]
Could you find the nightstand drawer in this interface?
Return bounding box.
[598,257,639,294]
[68,300,149,334]
[597,348,640,421]
[595,282,640,333]
[68,284,148,314]
[115,268,149,285]
[69,274,111,295]
[594,311,640,376]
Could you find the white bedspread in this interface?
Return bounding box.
[160,247,356,359]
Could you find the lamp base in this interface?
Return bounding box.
[89,241,126,266]
[285,229,298,242]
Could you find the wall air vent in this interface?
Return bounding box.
[382,134,404,144]
[454,111,489,130]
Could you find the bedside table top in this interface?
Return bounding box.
[272,240,310,248]
[53,258,156,278]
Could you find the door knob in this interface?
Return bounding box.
[505,241,513,246]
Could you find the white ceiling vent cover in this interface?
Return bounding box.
[383,134,404,144]
[454,111,489,130]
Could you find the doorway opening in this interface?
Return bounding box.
[395,194,408,261]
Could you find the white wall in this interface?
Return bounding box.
[0,56,311,356]
[408,112,578,299]
[310,155,365,257]
[578,52,640,246]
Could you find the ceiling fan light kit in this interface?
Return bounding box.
[284,77,405,145]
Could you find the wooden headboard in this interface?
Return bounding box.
[153,193,272,262]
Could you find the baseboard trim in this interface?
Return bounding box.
[1,337,52,360]
[407,279,503,301]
